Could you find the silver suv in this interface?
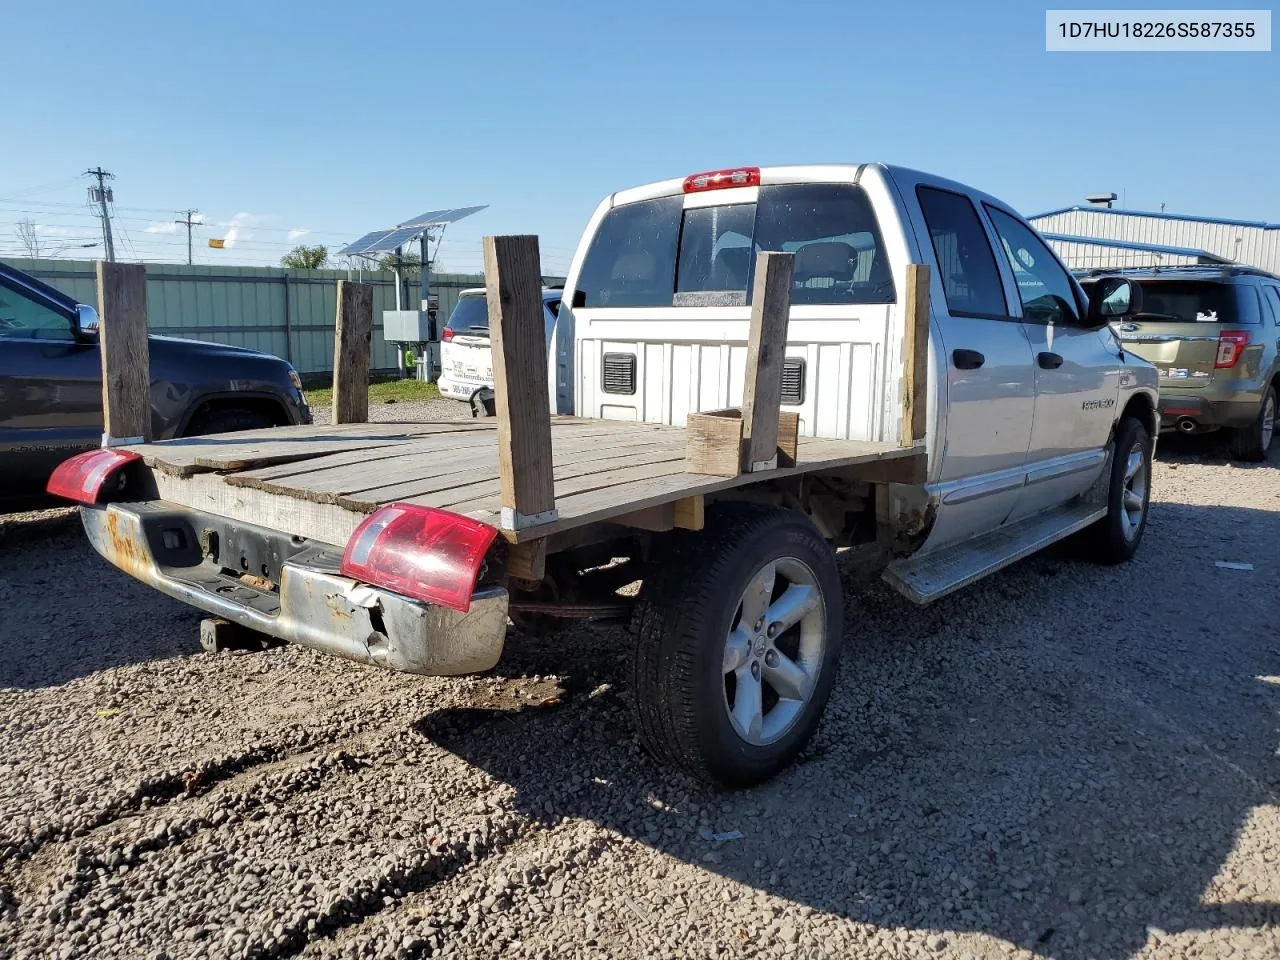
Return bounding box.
[1080,266,1280,460]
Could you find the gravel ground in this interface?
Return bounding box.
[1,435,1277,960]
[308,397,471,426]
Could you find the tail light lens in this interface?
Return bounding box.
[46,448,142,504]
[1215,330,1251,368]
[340,503,499,612]
[682,167,760,193]
[441,327,454,342]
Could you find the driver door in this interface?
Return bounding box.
[0,277,103,499]
[983,205,1120,521]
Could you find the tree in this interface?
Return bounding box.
[378,250,422,273]
[281,244,329,269]
[16,219,42,257]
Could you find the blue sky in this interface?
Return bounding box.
[1,0,1275,272]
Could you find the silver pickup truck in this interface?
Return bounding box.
[56,163,1159,787]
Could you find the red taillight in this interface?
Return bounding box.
[340,503,499,612]
[682,167,760,193]
[1215,330,1250,368]
[441,327,454,342]
[46,448,142,504]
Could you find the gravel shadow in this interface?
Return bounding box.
[411,497,1280,959]
[0,509,202,689]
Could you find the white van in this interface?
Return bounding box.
[437,287,562,405]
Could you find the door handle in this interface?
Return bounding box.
[1037,351,1064,369]
[952,349,985,370]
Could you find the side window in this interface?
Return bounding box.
[1263,286,1280,326]
[915,187,1008,318]
[575,197,682,307]
[0,281,74,341]
[984,206,1080,325]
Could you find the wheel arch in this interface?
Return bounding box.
[178,391,292,437]
[1120,390,1158,440]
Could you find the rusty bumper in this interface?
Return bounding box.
[81,501,509,676]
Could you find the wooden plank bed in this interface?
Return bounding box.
[126,418,922,547]
[98,239,929,566]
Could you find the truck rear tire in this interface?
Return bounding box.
[1229,386,1276,462]
[1083,415,1152,565]
[630,504,843,787]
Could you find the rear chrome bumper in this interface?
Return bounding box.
[81,502,509,676]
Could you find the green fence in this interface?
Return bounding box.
[10,259,563,376]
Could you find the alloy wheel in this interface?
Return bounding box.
[721,557,826,746]
[1120,442,1148,541]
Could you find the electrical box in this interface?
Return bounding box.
[382,310,431,343]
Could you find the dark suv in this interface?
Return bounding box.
[1080,265,1280,461]
[1,260,311,507]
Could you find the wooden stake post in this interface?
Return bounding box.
[483,235,557,533]
[331,281,373,424]
[900,264,931,446]
[685,251,797,477]
[97,261,151,446]
[740,251,794,471]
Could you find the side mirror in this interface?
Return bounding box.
[74,303,100,339]
[1086,277,1143,326]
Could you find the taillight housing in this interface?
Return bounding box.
[340,503,499,612]
[441,327,454,342]
[1215,330,1251,368]
[682,167,760,193]
[46,448,142,504]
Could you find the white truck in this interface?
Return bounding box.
[56,163,1158,787]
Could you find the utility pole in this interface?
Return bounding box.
[84,167,116,262]
[175,209,199,265]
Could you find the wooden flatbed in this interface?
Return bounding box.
[93,237,930,581]
[127,418,923,547]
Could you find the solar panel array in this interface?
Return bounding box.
[337,205,489,256]
[402,205,489,229]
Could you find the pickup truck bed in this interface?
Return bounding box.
[121,418,922,547]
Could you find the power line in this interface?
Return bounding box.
[83,167,116,262]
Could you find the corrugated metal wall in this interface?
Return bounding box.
[1045,238,1202,270]
[9,259,563,375]
[1031,209,1280,273]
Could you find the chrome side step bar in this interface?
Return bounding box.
[882,501,1106,605]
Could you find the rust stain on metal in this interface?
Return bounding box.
[103,510,151,581]
[239,573,276,592]
[896,498,938,538]
[324,594,353,622]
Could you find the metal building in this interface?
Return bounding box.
[1029,205,1280,273]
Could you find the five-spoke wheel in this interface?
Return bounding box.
[721,558,825,746]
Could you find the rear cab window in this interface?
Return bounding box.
[575,183,895,308]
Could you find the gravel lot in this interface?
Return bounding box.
[1,424,1277,960]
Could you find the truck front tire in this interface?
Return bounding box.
[630,504,843,787]
[1084,415,1152,565]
